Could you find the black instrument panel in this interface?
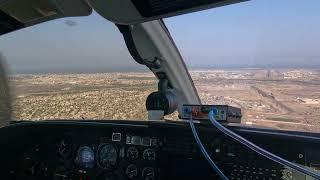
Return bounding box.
[1,120,320,180]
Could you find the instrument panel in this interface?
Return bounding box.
[53,132,161,180]
[1,120,320,180]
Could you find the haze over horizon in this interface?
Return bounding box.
[0,0,319,74]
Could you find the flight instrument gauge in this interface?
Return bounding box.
[75,146,95,169]
[142,167,155,180]
[97,144,118,169]
[142,149,156,161]
[58,138,72,158]
[127,146,139,159]
[126,164,138,179]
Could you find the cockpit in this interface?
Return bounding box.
[0,0,320,180]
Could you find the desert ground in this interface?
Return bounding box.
[9,69,320,132]
[191,69,320,132]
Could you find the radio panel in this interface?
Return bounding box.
[181,105,242,123]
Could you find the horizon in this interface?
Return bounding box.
[7,65,320,75]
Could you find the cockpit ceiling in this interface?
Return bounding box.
[0,0,92,36]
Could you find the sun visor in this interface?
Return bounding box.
[0,0,92,35]
[90,0,247,25]
[0,10,24,35]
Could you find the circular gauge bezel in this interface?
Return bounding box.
[75,146,95,169]
[58,138,73,158]
[142,167,155,180]
[126,146,139,159]
[125,164,138,179]
[97,143,118,169]
[142,148,156,161]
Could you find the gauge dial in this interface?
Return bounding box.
[142,167,155,180]
[142,149,156,161]
[125,164,138,179]
[58,138,72,158]
[53,166,68,180]
[76,146,95,169]
[127,146,139,159]
[98,144,118,169]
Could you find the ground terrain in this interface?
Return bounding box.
[9,69,320,132]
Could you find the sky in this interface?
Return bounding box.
[0,0,320,73]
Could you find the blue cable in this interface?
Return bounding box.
[188,114,228,179]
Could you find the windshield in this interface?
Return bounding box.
[165,0,320,132]
[1,1,319,134]
[0,12,158,121]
